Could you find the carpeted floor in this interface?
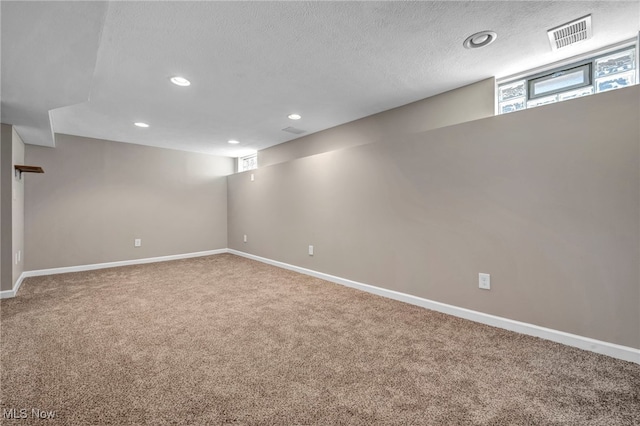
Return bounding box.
[1,254,638,425]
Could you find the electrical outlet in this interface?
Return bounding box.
[14,253,18,265]
[250,174,254,182]
[243,234,247,243]
[134,239,142,247]
[308,245,314,256]
[479,273,490,290]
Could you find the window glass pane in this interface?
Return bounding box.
[558,86,594,101]
[595,49,636,78]
[499,97,526,114]
[531,65,589,98]
[527,95,558,108]
[239,154,257,172]
[595,70,636,93]
[498,80,526,102]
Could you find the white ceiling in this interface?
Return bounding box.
[2,1,639,157]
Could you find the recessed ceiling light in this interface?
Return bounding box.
[228,140,240,144]
[463,31,497,49]
[170,76,191,86]
[288,113,302,120]
[134,122,149,128]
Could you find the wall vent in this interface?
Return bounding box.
[282,126,306,135]
[547,15,592,51]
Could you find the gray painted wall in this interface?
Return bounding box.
[25,135,234,270]
[11,129,25,287]
[0,124,26,292]
[1,124,12,291]
[258,78,495,167]
[228,86,640,349]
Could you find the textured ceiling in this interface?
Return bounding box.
[2,1,639,157]
[1,1,108,149]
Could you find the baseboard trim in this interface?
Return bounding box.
[3,249,228,297]
[5,248,638,364]
[0,272,27,299]
[228,249,640,364]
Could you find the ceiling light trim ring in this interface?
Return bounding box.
[463,31,497,49]
[170,76,191,86]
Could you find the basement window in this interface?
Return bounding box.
[528,64,591,99]
[238,154,257,172]
[497,44,637,115]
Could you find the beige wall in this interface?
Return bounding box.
[1,124,12,291]
[0,124,26,292]
[228,86,640,349]
[12,129,25,287]
[25,135,234,270]
[258,77,495,167]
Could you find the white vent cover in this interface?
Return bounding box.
[547,15,592,51]
[282,126,306,135]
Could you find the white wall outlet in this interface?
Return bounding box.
[134,239,142,247]
[479,273,490,290]
[308,245,314,256]
[14,253,18,265]
[250,173,254,182]
[243,234,247,243]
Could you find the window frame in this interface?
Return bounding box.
[496,37,639,115]
[527,63,592,100]
[238,153,258,173]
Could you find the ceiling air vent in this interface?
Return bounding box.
[547,15,592,51]
[282,126,306,135]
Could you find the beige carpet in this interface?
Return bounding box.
[1,254,638,425]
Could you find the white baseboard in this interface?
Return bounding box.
[5,247,638,364]
[0,249,228,299]
[228,249,640,365]
[0,272,27,299]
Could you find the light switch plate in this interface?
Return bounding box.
[479,273,490,290]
